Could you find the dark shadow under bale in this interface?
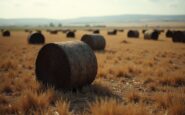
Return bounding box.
[107,30,117,35]
[2,30,11,37]
[172,31,185,43]
[66,31,75,38]
[127,30,139,38]
[36,41,97,89]
[81,34,106,50]
[144,30,159,40]
[28,32,45,44]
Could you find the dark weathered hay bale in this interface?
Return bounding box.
[154,29,164,34]
[127,30,139,38]
[166,30,173,38]
[35,30,42,33]
[25,29,32,33]
[108,30,117,35]
[28,32,45,44]
[142,29,147,34]
[117,29,124,32]
[172,31,185,43]
[66,31,75,38]
[2,30,11,37]
[35,41,97,89]
[93,30,100,34]
[50,30,58,34]
[144,30,159,40]
[81,34,106,50]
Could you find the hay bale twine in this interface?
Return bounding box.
[127,30,139,38]
[144,30,159,40]
[166,30,173,38]
[93,30,100,34]
[66,31,75,38]
[2,30,11,37]
[28,32,45,44]
[81,34,106,50]
[172,31,185,43]
[108,29,117,35]
[35,41,97,89]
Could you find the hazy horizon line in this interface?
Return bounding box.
[1,13,185,20]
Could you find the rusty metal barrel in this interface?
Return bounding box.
[144,30,159,40]
[81,34,106,50]
[28,32,45,44]
[35,41,98,89]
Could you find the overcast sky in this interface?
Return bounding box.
[0,0,185,19]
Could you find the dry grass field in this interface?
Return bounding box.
[0,28,185,115]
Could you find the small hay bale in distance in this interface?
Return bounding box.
[2,30,11,37]
[127,30,139,38]
[142,29,147,34]
[144,30,159,40]
[172,31,185,43]
[35,41,97,89]
[81,34,106,50]
[25,29,32,33]
[50,30,58,34]
[28,32,45,44]
[66,31,75,38]
[166,30,173,38]
[93,30,100,34]
[117,29,124,32]
[108,29,117,35]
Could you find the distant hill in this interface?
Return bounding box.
[0,14,185,26]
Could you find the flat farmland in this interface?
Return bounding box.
[0,28,185,115]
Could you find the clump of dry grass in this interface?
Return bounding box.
[14,88,58,114]
[55,100,71,115]
[90,98,150,115]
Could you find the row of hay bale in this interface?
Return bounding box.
[28,32,106,50]
[165,30,185,43]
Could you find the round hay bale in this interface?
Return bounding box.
[2,30,11,37]
[35,41,97,89]
[144,30,159,40]
[118,29,124,32]
[93,30,100,34]
[166,30,173,38]
[108,29,117,35]
[81,34,106,50]
[25,29,32,33]
[28,32,45,44]
[127,30,139,38]
[142,29,147,34]
[36,30,42,33]
[66,31,75,38]
[172,31,185,43]
[50,30,58,34]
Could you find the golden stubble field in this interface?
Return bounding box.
[0,28,185,115]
